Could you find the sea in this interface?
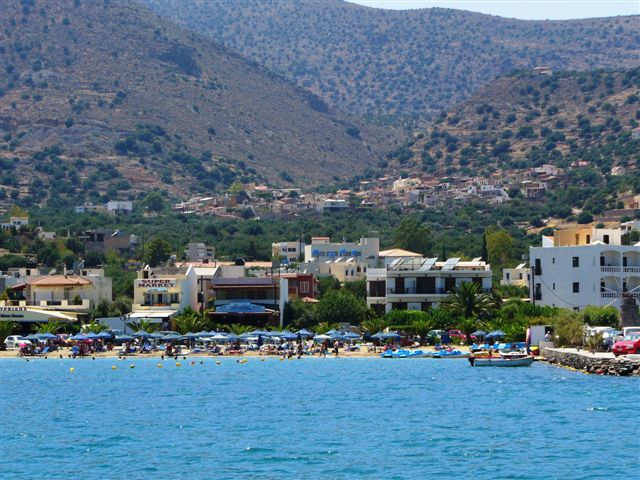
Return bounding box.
[0,357,637,479]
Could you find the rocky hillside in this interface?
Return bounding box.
[387,68,640,178]
[0,0,399,207]
[143,0,640,120]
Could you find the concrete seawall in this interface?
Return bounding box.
[542,347,640,376]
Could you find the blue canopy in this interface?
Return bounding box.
[132,331,151,338]
[26,334,40,340]
[115,335,134,342]
[86,332,99,339]
[96,331,113,339]
[471,330,487,337]
[296,329,314,337]
[487,330,506,338]
[36,333,57,340]
[279,331,298,340]
[70,334,89,341]
[149,332,164,339]
[184,332,200,338]
[161,334,183,342]
[195,331,213,337]
[216,302,269,314]
[343,332,360,339]
[249,330,271,336]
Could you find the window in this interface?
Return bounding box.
[603,235,610,245]
[170,293,179,304]
[572,282,580,293]
[299,281,310,294]
[506,273,511,280]
[552,257,555,264]
[586,235,591,244]
[534,283,542,301]
[572,257,579,268]
[552,282,556,290]
[534,259,542,275]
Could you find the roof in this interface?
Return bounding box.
[28,276,92,287]
[379,248,422,258]
[211,278,276,288]
[129,310,177,319]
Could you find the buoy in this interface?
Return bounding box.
[69,367,75,373]
[92,356,95,360]
[215,361,221,365]
[112,365,117,370]
[199,360,204,365]
[191,361,195,366]
[157,363,163,368]
[129,364,135,369]
[260,358,265,362]
[176,362,182,367]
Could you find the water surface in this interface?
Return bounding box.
[0,358,637,479]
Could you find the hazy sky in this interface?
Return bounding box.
[349,1,640,20]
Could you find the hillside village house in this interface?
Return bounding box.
[272,241,304,264]
[185,242,215,263]
[501,263,530,288]
[1,215,29,230]
[530,227,640,312]
[367,257,492,316]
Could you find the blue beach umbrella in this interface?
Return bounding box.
[296,329,314,338]
[161,334,182,342]
[115,335,134,342]
[36,333,57,340]
[96,331,113,339]
[149,332,164,339]
[132,331,151,338]
[487,330,506,339]
[70,334,89,341]
[343,332,360,340]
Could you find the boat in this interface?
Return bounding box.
[468,356,534,367]
[432,349,469,359]
[381,349,432,359]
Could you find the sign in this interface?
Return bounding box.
[135,279,177,289]
[0,307,27,312]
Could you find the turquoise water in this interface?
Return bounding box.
[0,357,638,479]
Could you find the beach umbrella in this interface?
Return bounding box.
[381,332,402,340]
[296,329,314,338]
[371,332,386,340]
[279,331,298,340]
[70,334,89,341]
[184,332,200,339]
[115,335,134,342]
[326,329,341,336]
[471,330,487,338]
[314,334,331,341]
[37,333,57,340]
[149,332,164,339]
[86,332,99,339]
[96,331,113,339]
[487,330,506,338]
[161,334,182,342]
[343,332,360,340]
[132,331,151,338]
[195,331,213,337]
[26,334,40,340]
[211,333,230,341]
[249,330,270,336]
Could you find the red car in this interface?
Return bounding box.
[612,336,640,356]
[448,329,468,341]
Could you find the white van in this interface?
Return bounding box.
[3,336,30,350]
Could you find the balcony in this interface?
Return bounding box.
[601,266,621,273]
[624,267,640,274]
[601,291,640,299]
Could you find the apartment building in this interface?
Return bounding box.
[367,257,492,316]
[530,227,640,311]
[304,236,379,267]
[272,241,304,264]
[501,264,530,288]
[185,242,215,263]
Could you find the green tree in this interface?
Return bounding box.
[486,229,513,269]
[316,290,367,325]
[443,282,495,320]
[143,238,172,267]
[552,310,584,347]
[173,307,208,334]
[393,216,433,255]
[0,321,16,347]
[343,279,367,300]
[582,305,619,328]
[35,321,63,334]
[142,191,166,213]
[126,319,160,333]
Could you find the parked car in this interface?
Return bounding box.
[448,329,468,341]
[612,335,640,356]
[4,336,30,350]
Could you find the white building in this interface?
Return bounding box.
[501,263,530,288]
[1,216,29,230]
[304,236,380,268]
[367,257,492,315]
[185,242,215,263]
[106,201,133,215]
[530,228,640,311]
[272,241,304,264]
[318,199,348,212]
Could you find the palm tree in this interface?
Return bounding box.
[126,319,159,333]
[36,321,64,334]
[173,307,208,334]
[362,317,388,334]
[443,282,495,320]
[228,323,253,335]
[84,322,109,334]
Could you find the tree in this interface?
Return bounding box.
[173,307,208,334]
[552,310,584,347]
[36,321,64,334]
[485,229,513,269]
[283,299,317,329]
[582,306,619,328]
[343,279,367,300]
[143,238,172,267]
[0,321,16,348]
[126,319,160,333]
[393,216,432,255]
[443,282,495,320]
[318,276,341,297]
[316,290,367,325]
[142,191,166,213]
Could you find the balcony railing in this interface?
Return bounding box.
[601,266,621,273]
[601,291,640,298]
[624,267,640,274]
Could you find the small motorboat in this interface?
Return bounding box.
[432,349,470,359]
[468,356,534,367]
[381,349,430,359]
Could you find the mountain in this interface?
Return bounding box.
[143,0,640,121]
[386,68,640,179]
[0,0,399,207]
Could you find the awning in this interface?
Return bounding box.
[129,310,177,319]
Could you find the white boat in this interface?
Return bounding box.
[469,356,534,367]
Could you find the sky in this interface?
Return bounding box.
[348,1,640,20]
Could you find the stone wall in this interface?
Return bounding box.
[542,347,640,376]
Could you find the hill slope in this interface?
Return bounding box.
[388,68,640,179]
[144,0,640,120]
[0,0,398,207]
